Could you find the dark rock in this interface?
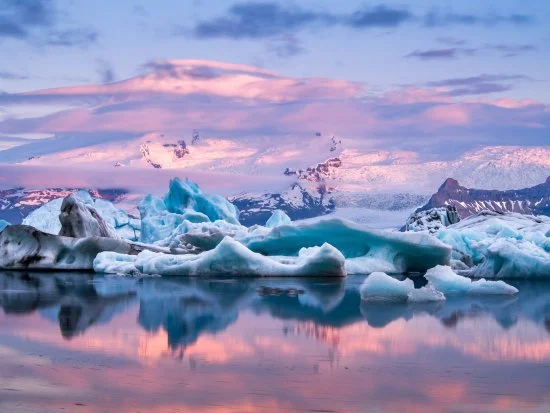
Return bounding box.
[59,195,119,239]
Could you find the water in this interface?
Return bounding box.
[1,271,549,413]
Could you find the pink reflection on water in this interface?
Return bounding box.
[1,301,550,413]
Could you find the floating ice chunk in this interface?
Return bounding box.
[266,210,291,228]
[360,272,446,303]
[437,211,550,278]
[93,252,139,275]
[0,220,9,233]
[360,272,415,302]
[472,238,550,279]
[241,218,451,273]
[0,225,135,271]
[164,178,239,225]
[407,284,446,302]
[425,265,518,295]
[115,237,347,277]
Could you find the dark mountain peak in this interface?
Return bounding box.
[439,178,460,191]
[418,176,550,218]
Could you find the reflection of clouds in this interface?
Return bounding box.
[1,274,550,412]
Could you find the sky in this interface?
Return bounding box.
[0,0,549,174]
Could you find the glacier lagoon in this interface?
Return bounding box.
[1,271,549,413]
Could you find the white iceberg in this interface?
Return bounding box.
[93,252,140,275]
[425,265,518,295]
[95,236,346,277]
[359,272,444,303]
[407,284,446,302]
[266,210,292,228]
[359,272,414,302]
[437,211,550,278]
[241,218,451,273]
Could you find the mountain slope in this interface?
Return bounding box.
[417,176,550,218]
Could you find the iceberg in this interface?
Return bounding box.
[138,178,239,244]
[437,211,550,278]
[425,265,518,295]
[93,252,140,275]
[0,220,9,232]
[139,194,187,244]
[154,219,247,252]
[359,272,445,302]
[359,272,415,302]
[59,195,120,239]
[241,218,451,273]
[95,236,346,277]
[164,178,239,224]
[405,206,460,234]
[407,284,446,302]
[22,190,140,241]
[266,210,292,228]
[0,225,136,271]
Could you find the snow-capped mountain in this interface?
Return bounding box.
[230,182,335,226]
[0,188,129,224]
[416,176,550,218]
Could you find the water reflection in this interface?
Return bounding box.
[1,271,549,412]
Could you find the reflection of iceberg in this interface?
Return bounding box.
[0,271,137,339]
[359,279,550,331]
[136,279,241,349]
[56,293,136,339]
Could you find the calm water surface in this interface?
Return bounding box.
[1,271,549,413]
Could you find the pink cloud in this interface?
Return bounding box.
[422,104,471,125]
[21,59,364,103]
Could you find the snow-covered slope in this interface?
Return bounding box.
[12,129,550,192]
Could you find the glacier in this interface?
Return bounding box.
[94,236,346,277]
[437,211,550,278]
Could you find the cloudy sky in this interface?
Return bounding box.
[0,0,549,166]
